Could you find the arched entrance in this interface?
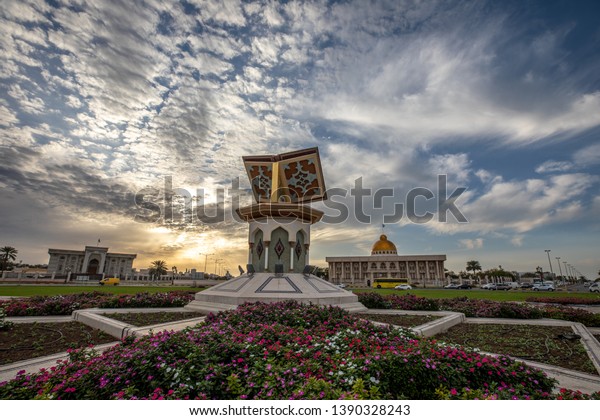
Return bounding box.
[87,258,99,274]
[268,227,289,273]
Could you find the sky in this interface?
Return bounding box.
[0,0,599,278]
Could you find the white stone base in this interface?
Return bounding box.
[185,272,367,314]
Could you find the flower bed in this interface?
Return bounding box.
[357,293,600,327]
[0,291,195,316]
[526,296,600,305]
[0,300,589,400]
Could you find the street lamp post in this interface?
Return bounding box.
[215,258,223,276]
[556,257,563,280]
[568,264,576,282]
[555,257,565,291]
[199,253,214,275]
[544,250,554,279]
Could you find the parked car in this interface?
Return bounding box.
[394,284,413,290]
[457,283,472,289]
[495,283,512,290]
[444,283,460,289]
[337,283,347,289]
[532,283,555,291]
[520,282,533,289]
[99,277,120,286]
[589,283,600,293]
[481,283,497,290]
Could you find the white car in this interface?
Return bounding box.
[532,283,555,291]
[394,284,413,290]
[590,283,600,293]
[481,283,497,290]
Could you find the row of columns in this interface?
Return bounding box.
[333,260,443,284]
[248,241,310,272]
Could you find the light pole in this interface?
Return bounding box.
[199,253,214,274]
[568,264,576,282]
[544,250,554,279]
[214,258,223,277]
[555,257,565,290]
[556,257,563,280]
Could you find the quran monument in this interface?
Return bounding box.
[185,147,366,313]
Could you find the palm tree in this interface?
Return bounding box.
[149,260,168,278]
[172,266,178,274]
[0,246,18,271]
[466,260,482,277]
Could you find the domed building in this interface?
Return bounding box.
[326,233,446,287]
[371,234,397,255]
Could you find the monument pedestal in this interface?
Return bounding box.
[185,272,366,314]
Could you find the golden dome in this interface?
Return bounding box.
[371,234,397,255]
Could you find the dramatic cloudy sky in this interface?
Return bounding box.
[1,0,599,278]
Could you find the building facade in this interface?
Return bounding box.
[48,246,136,278]
[326,234,446,287]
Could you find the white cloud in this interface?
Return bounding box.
[187,32,246,60]
[574,143,600,166]
[510,235,524,247]
[0,101,18,127]
[7,84,46,115]
[262,1,285,27]
[475,169,502,184]
[428,153,471,182]
[535,160,574,173]
[196,0,247,27]
[458,238,484,249]
[250,36,282,66]
[427,173,597,235]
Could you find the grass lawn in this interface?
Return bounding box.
[2,285,594,302]
[349,288,595,302]
[0,285,205,296]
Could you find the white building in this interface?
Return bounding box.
[326,234,446,287]
[48,246,136,278]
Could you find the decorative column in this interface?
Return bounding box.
[358,262,362,285]
[82,251,90,274]
[99,253,107,276]
[289,241,295,271]
[304,244,310,266]
[264,241,270,271]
